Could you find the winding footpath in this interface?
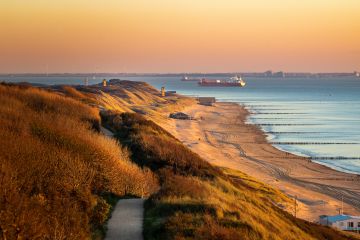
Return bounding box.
[105,199,145,240]
[100,126,144,240]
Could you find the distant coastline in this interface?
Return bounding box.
[0,71,359,78]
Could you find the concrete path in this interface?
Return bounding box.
[100,126,115,137]
[101,126,145,240]
[105,198,145,240]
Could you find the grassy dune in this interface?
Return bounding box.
[102,111,359,240]
[0,84,157,239]
[71,80,196,116]
[2,81,357,239]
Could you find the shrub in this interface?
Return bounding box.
[0,84,158,239]
[101,112,222,180]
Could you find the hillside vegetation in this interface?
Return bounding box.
[62,80,196,116]
[102,111,359,240]
[0,84,157,239]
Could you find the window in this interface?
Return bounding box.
[358,222,360,228]
[348,222,354,228]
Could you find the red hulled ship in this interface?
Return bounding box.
[198,75,246,87]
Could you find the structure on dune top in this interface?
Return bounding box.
[319,214,360,232]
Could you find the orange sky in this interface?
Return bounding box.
[0,0,359,73]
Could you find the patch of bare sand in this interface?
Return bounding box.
[156,102,360,222]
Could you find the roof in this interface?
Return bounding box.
[321,215,360,223]
[198,97,215,99]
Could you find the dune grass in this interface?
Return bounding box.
[0,84,158,239]
[102,111,359,240]
[76,80,196,117]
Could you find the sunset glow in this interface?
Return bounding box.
[1,0,359,73]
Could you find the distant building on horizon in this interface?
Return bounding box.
[264,70,273,77]
[273,71,285,78]
[263,70,285,78]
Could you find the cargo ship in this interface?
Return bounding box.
[198,75,246,87]
[181,75,201,81]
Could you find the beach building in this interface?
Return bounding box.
[198,97,216,106]
[319,214,360,232]
[166,90,177,95]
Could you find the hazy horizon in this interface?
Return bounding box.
[0,71,359,75]
[1,0,359,73]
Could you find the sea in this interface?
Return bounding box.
[2,75,360,174]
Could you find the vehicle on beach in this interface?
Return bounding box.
[198,75,246,87]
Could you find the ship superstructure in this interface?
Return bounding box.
[198,75,246,87]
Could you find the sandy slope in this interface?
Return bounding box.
[157,102,360,221]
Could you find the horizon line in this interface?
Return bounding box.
[0,71,359,75]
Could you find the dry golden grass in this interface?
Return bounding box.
[61,85,88,99]
[74,80,196,119]
[0,84,158,239]
[98,91,133,113]
[102,112,359,240]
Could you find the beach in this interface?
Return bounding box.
[157,102,360,221]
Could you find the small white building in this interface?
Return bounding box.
[319,214,360,232]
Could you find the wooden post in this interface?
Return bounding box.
[341,195,343,215]
[294,195,298,218]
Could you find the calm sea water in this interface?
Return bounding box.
[3,75,360,174]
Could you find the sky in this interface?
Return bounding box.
[0,0,359,73]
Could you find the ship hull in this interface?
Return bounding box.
[198,82,245,87]
[198,76,246,87]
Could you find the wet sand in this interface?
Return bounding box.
[157,102,360,221]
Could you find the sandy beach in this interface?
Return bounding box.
[157,102,360,221]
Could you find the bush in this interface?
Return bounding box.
[0,84,158,239]
[101,112,222,180]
